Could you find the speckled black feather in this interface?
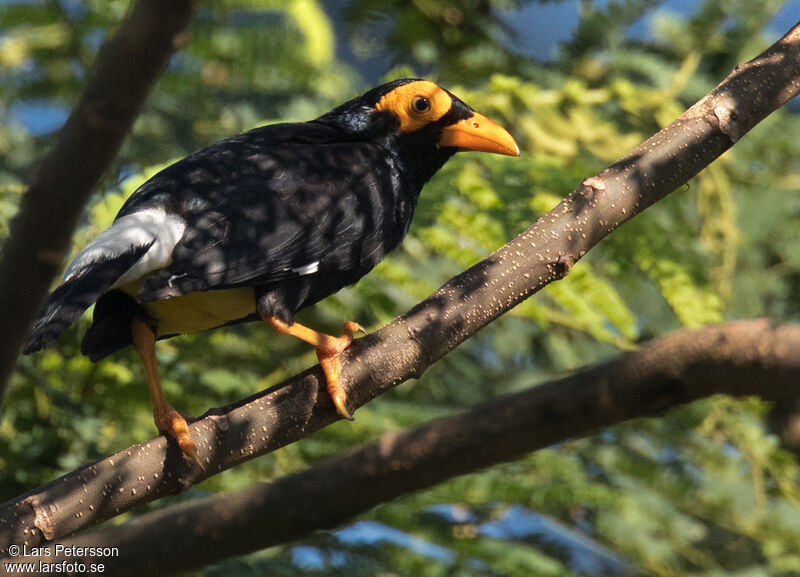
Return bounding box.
[119,84,472,315]
[26,80,476,359]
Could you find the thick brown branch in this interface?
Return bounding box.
[32,320,800,576]
[0,0,197,398]
[0,21,798,555]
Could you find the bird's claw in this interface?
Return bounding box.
[155,405,204,470]
[180,440,204,470]
[343,320,366,338]
[316,320,365,421]
[331,387,354,421]
[318,351,353,421]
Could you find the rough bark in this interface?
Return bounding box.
[0,19,798,560]
[0,0,197,399]
[26,320,800,576]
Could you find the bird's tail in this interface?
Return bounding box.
[23,243,153,355]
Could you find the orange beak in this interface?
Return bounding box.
[438,112,520,157]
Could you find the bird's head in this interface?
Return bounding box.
[317,79,519,186]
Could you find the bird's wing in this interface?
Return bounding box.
[119,123,404,302]
[23,121,367,352]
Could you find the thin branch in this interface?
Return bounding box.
[0,20,798,556]
[0,0,197,398]
[35,320,800,576]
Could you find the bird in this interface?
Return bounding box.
[23,78,519,468]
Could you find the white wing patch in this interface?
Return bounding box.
[292,261,320,276]
[64,208,187,287]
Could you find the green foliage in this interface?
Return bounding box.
[2,1,800,576]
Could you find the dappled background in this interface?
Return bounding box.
[2,0,800,575]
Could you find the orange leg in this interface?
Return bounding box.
[264,315,364,420]
[131,318,203,469]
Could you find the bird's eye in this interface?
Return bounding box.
[411,96,431,114]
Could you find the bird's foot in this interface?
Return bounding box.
[316,321,365,421]
[154,404,204,469]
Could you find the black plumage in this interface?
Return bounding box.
[132,123,427,307]
[24,78,518,464]
[27,80,475,353]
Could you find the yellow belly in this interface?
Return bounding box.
[121,285,257,337]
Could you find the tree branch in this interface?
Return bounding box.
[0,0,197,399]
[32,319,800,576]
[1,20,798,557]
